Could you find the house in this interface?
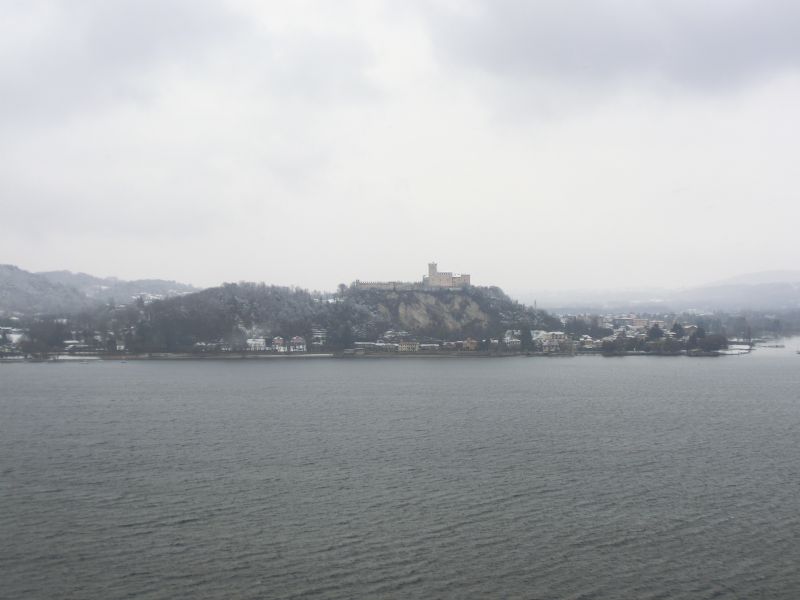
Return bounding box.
[682,325,699,339]
[397,340,419,352]
[462,338,479,351]
[290,336,306,353]
[311,326,327,347]
[272,336,287,353]
[540,331,569,353]
[247,338,268,351]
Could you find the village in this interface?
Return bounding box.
[0,263,747,360]
[334,316,733,357]
[0,312,737,359]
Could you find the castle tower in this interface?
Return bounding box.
[428,262,438,277]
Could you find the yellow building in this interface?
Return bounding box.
[353,262,471,290]
[398,341,420,352]
[423,263,470,288]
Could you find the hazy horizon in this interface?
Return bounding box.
[3,1,800,292]
[8,261,800,307]
[0,260,772,292]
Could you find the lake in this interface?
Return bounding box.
[2,345,800,598]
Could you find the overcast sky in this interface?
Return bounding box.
[2,0,800,292]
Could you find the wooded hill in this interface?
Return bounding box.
[85,283,562,352]
[0,264,197,317]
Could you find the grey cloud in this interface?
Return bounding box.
[0,0,244,127]
[260,33,378,103]
[1,1,379,130]
[425,0,800,89]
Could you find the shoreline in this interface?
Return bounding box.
[0,348,753,363]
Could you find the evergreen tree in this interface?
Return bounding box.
[520,327,533,351]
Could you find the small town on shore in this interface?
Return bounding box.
[0,262,784,362]
[0,317,752,361]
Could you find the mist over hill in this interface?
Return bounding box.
[671,281,800,312]
[0,265,198,317]
[516,271,800,313]
[707,271,800,286]
[5,261,800,334]
[37,270,198,302]
[0,265,92,315]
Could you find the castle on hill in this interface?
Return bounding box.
[353,262,471,291]
[423,262,471,288]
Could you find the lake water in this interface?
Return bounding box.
[2,344,800,599]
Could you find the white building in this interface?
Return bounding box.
[272,336,287,353]
[247,338,268,351]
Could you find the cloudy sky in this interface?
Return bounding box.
[2,0,799,292]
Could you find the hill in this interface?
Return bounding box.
[0,264,199,317]
[0,264,92,316]
[706,270,800,286]
[671,281,800,311]
[519,270,800,312]
[38,270,198,302]
[118,283,561,352]
[344,286,559,339]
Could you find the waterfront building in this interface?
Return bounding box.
[247,338,268,351]
[462,338,479,351]
[397,341,420,352]
[311,326,327,347]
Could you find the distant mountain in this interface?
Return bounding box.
[512,288,670,313]
[0,265,199,317]
[706,270,800,286]
[0,264,93,316]
[519,271,800,313]
[671,280,800,311]
[38,270,198,302]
